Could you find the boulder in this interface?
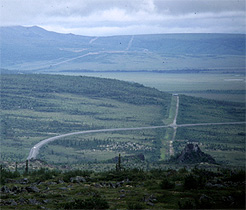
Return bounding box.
[25,186,40,193]
[48,182,57,185]
[43,199,51,204]
[28,198,40,205]
[18,197,27,204]
[10,199,17,206]
[18,178,29,184]
[1,186,11,193]
[147,202,154,206]
[120,194,126,199]
[70,176,86,183]
[58,179,64,184]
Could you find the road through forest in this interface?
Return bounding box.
[27,95,245,160]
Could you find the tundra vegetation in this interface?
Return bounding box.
[1,73,245,209]
[1,27,245,209]
[1,74,245,167]
[0,165,245,209]
[1,74,170,164]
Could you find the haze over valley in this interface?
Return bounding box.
[1,26,245,73]
[0,0,245,208]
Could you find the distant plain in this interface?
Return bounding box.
[58,72,245,103]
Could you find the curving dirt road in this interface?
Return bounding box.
[27,93,245,160]
[27,120,245,160]
[27,125,169,160]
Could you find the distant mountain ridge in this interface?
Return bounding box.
[1,26,245,72]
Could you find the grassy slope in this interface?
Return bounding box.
[1,74,170,163]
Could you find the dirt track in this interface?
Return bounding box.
[27,94,245,160]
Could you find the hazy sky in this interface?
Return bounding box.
[1,0,245,36]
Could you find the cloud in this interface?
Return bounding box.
[0,0,245,35]
[154,0,245,14]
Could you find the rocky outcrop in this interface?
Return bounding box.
[171,143,216,164]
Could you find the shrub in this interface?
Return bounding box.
[224,170,245,182]
[178,200,195,209]
[183,174,199,190]
[127,201,145,209]
[29,168,61,182]
[98,168,147,182]
[64,196,109,209]
[160,178,175,189]
[0,166,20,185]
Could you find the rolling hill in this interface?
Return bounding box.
[1,26,245,72]
[1,74,171,164]
[1,74,245,167]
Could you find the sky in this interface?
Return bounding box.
[1,0,245,36]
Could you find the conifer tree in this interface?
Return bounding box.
[116,153,122,172]
[25,160,29,173]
